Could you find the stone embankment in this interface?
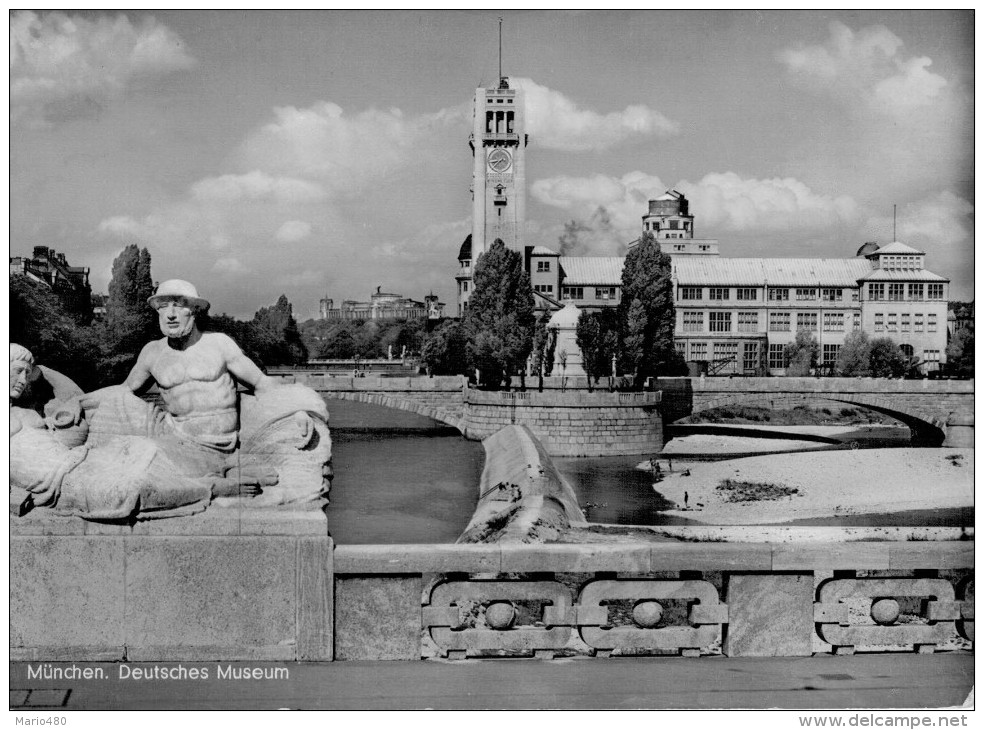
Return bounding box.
[458,426,586,544]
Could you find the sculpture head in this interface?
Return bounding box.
[148,280,210,339]
[10,344,36,400]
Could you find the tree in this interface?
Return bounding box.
[10,274,100,390]
[618,232,686,387]
[867,337,907,378]
[421,320,469,375]
[252,294,308,366]
[946,323,974,377]
[530,311,554,391]
[835,331,872,377]
[99,245,158,384]
[576,308,620,391]
[463,239,536,389]
[784,331,819,376]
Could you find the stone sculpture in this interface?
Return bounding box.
[10,279,332,522]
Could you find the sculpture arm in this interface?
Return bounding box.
[124,342,158,394]
[219,334,277,393]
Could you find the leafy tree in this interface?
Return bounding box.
[867,337,907,378]
[618,232,686,387]
[576,308,620,391]
[10,274,100,390]
[784,331,819,376]
[463,239,536,389]
[421,320,469,375]
[834,331,872,377]
[252,294,308,366]
[946,323,974,377]
[530,311,553,391]
[99,245,158,384]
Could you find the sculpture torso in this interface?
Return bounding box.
[147,332,239,437]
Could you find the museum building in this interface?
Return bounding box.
[455,79,950,375]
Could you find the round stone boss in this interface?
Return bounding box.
[485,601,517,630]
[632,600,664,628]
[870,598,901,625]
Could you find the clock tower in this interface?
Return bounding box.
[458,76,527,314]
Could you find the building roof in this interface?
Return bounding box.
[529,245,560,256]
[857,268,949,283]
[548,302,580,328]
[559,257,625,285]
[673,258,872,288]
[868,241,924,256]
[457,234,472,261]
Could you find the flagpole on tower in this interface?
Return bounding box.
[498,17,503,83]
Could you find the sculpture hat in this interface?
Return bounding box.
[147,279,210,312]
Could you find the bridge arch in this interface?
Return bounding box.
[323,391,465,433]
[676,392,946,446]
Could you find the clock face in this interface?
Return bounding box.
[487,148,512,173]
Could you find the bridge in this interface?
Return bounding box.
[268,371,974,451]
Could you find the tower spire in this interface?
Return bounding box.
[498,17,503,86]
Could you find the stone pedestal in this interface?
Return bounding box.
[723,573,814,657]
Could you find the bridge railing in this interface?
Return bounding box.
[332,540,975,660]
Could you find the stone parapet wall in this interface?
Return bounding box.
[461,390,662,457]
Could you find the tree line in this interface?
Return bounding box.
[12,244,308,391]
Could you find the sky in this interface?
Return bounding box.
[9,9,975,320]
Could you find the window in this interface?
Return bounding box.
[796,288,817,301]
[690,342,707,360]
[928,314,938,332]
[737,311,758,332]
[768,288,789,302]
[889,283,905,301]
[595,287,617,301]
[768,344,786,371]
[769,312,791,331]
[853,313,861,331]
[743,343,759,372]
[682,311,703,332]
[874,313,884,332]
[869,283,885,301]
[821,288,842,302]
[679,287,702,300]
[562,286,583,300]
[823,312,844,332]
[674,341,687,356]
[699,244,711,251]
[901,313,911,332]
[462,281,469,293]
[796,312,818,331]
[534,284,553,294]
[461,259,470,269]
[670,220,680,230]
[822,344,841,366]
[914,314,924,332]
[887,314,898,331]
[708,311,732,332]
[928,284,944,300]
[908,284,924,301]
[736,288,757,301]
[673,244,685,251]
[713,342,738,362]
[924,349,941,362]
[709,288,730,301]
[851,289,860,302]
[536,261,550,272]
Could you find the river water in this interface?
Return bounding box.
[323,399,484,545]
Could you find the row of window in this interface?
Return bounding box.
[868,283,944,301]
[644,220,690,232]
[682,341,761,371]
[560,286,617,301]
[878,255,923,271]
[679,287,860,302]
[873,313,938,333]
[682,310,864,333]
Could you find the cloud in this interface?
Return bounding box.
[212,257,248,276]
[191,172,327,204]
[863,191,973,250]
[275,220,313,243]
[532,170,860,245]
[10,10,195,126]
[512,78,678,152]
[777,21,947,115]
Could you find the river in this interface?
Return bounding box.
[323,399,484,545]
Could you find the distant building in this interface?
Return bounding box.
[320,287,444,321]
[10,245,93,321]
